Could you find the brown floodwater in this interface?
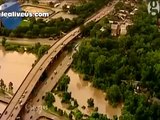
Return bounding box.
[0,46,36,113]
[53,69,122,119]
[0,46,36,93]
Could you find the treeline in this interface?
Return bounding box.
[0,0,4,4]
[0,0,113,38]
[0,17,81,38]
[2,38,49,58]
[69,0,111,18]
[73,3,160,119]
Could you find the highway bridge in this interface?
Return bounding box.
[0,1,118,119]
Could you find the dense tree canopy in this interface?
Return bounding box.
[0,18,77,38]
[73,2,160,119]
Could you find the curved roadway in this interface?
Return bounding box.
[0,0,118,120]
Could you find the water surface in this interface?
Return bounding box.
[53,69,122,119]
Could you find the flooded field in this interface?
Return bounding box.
[0,46,36,93]
[0,46,36,113]
[53,69,122,119]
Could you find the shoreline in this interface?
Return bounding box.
[0,36,56,45]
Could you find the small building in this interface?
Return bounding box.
[109,20,114,24]
[100,27,105,32]
[111,24,120,36]
[120,24,127,35]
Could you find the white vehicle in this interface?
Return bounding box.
[19,99,22,104]
[14,106,18,110]
[54,3,60,8]
[25,90,28,94]
[16,116,21,120]
[20,102,23,106]
[22,95,25,98]
[54,70,57,74]
[10,113,13,117]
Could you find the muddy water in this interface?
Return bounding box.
[0,46,36,113]
[0,46,36,93]
[54,69,122,119]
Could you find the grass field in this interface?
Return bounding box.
[19,20,30,27]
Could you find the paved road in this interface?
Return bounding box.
[0,0,118,119]
[22,53,73,120]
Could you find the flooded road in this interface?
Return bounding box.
[54,69,122,119]
[0,46,36,93]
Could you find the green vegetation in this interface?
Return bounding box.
[0,79,13,96]
[19,20,30,27]
[44,92,55,108]
[57,75,70,92]
[61,92,72,103]
[87,112,109,120]
[72,2,160,119]
[0,0,4,4]
[0,79,6,95]
[106,85,122,107]
[1,39,49,58]
[2,37,6,46]
[80,17,111,38]
[87,98,94,107]
[44,105,69,120]
[0,18,77,38]
[69,0,112,18]
[0,0,114,39]
[26,42,50,58]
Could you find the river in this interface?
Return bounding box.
[53,69,123,119]
[0,46,36,113]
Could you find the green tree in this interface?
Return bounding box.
[74,110,83,120]
[2,37,6,46]
[87,98,94,107]
[57,75,70,91]
[106,85,122,107]
[44,92,55,107]
[94,55,107,77]
[61,92,71,103]
[37,45,49,58]
[0,0,4,4]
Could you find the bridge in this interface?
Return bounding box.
[0,1,118,120]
